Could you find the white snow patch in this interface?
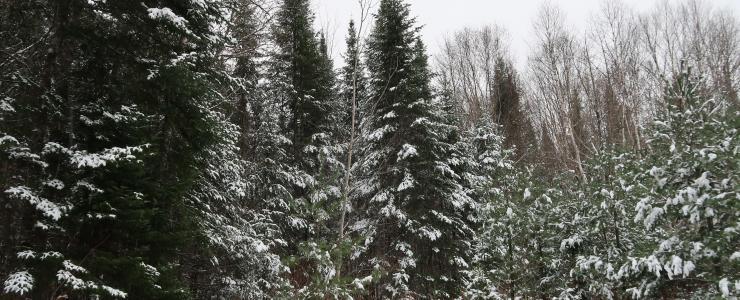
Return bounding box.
[397,173,415,192]
[506,207,514,217]
[3,271,33,295]
[17,250,35,260]
[730,252,740,261]
[367,125,394,142]
[719,278,730,298]
[397,144,418,161]
[43,179,65,190]
[147,7,188,31]
[0,135,18,146]
[0,97,14,112]
[5,186,64,221]
[71,146,145,168]
[381,111,396,119]
[694,172,711,190]
[63,260,88,273]
[140,262,160,278]
[419,226,441,241]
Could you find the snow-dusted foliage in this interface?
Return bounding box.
[469,70,739,299]
[467,68,739,300]
[560,148,646,299]
[147,7,189,31]
[2,0,737,298]
[1,119,142,298]
[466,121,573,299]
[618,71,739,298]
[257,1,360,297]
[0,0,234,298]
[3,271,33,295]
[186,106,288,298]
[350,1,478,297]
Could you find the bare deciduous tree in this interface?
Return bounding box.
[526,2,587,181]
[435,25,508,128]
[523,0,739,176]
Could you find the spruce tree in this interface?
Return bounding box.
[270,0,337,171]
[185,103,287,299]
[266,0,345,293]
[353,1,477,297]
[1,0,228,298]
[182,2,289,297]
[339,20,369,137]
[227,0,264,159]
[223,4,301,288]
[492,57,535,161]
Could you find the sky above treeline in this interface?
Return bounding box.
[312,0,740,68]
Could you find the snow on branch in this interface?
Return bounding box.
[5,186,65,221]
[397,144,418,161]
[43,142,147,169]
[146,6,191,34]
[3,271,33,295]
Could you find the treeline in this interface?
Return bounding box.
[0,0,737,299]
[438,1,740,171]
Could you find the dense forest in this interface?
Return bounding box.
[0,0,738,299]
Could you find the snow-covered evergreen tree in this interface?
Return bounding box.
[262,0,349,295]
[185,107,287,299]
[176,2,293,297]
[620,70,739,299]
[469,134,574,299]
[562,148,645,299]
[463,120,510,299]
[339,20,370,139]
[269,0,339,173]
[351,1,477,297]
[1,0,229,298]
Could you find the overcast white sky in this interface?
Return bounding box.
[312,0,740,67]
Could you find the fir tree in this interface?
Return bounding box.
[339,20,369,138]
[352,1,477,297]
[270,0,337,171]
[266,0,346,293]
[492,57,535,161]
[468,128,575,299]
[185,106,287,299]
[227,0,264,159]
[2,0,228,298]
[182,2,290,297]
